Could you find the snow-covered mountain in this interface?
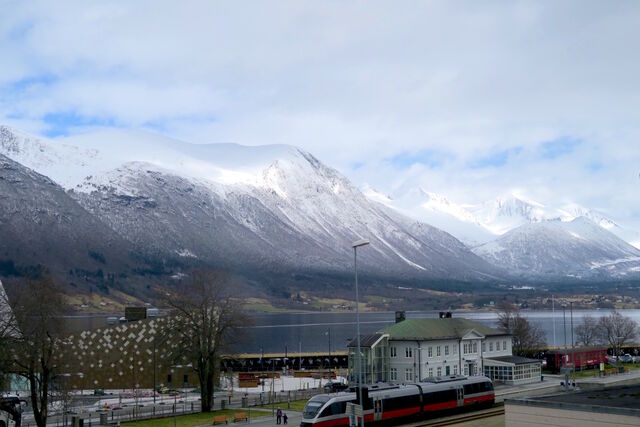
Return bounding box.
[368,185,640,250]
[3,124,640,287]
[0,126,500,286]
[0,153,136,276]
[362,186,495,246]
[473,217,640,279]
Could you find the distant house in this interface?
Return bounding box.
[347,312,541,386]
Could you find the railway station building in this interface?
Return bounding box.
[348,313,542,386]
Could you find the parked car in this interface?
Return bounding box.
[620,354,634,363]
[323,382,349,393]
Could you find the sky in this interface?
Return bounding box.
[1,0,640,228]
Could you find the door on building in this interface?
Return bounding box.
[445,366,450,376]
[468,362,475,376]
[373,397,383,421]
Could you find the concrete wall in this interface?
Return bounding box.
[505,401,640,427]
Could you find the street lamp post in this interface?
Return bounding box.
[260,347,265,392]
[353,238,370,427]
[562,304,567,350]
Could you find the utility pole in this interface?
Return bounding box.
[552,295,556,348]
[570,302,575,378]
[261,347,265,392]
[562,305,567,350]
[153,337,157,407]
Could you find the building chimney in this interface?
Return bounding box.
[395,311,406,323]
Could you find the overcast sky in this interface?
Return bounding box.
[1,1,639,227]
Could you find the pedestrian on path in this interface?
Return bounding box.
[276,407,282,424]
[283,413,288,424]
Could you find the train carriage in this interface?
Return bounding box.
[545,347,607,373]
[300,376,494,427]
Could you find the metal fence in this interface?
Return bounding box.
[20,389,324,427]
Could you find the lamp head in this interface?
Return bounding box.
[352,239,370,248]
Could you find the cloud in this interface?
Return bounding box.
[0,0,639,230]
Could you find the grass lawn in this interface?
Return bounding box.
[121,409,270,427]
[254,399,307,412]
[283,399,307,412]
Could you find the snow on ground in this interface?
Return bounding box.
[222,374,347,394]
[85,374,345,409]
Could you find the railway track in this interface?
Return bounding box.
[409,404,505,426]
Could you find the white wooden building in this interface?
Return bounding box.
[348,313,542,386]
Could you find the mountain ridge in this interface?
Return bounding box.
[0,126,503,294]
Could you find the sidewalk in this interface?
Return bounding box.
[195,410,303,427]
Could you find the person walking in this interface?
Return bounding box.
[283,412,288,424]
[276,407,282,424]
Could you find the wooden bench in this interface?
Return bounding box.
[213,415,228,425]
[233,412,248,423]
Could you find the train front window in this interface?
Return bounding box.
[303,396,330,419]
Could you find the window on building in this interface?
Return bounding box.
[390,346,397,358]
[503,340,507,351]
[464,365,468,376]
[405,368,413,381]
[453,345,458,355]
[473,342,478,353]
[436,346,441,357]
[463,343,468,354]
[445,345,449,356]
[405,347,412,358]
[482,342,486,352]
[454,365,458,375]
[428,367,433,377]
[428,346,433,358]
[437,367,442,377]
[390,368,397,381]
[490,342,493,352]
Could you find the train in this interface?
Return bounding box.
[545,347,608,373]
[300,375,494,427]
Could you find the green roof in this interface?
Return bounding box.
[379,318,509,341]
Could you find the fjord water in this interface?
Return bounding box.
[64,309,640,354]
[237,309,640,354]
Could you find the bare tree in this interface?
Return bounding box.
[8,274,68,427]
[162,271,248,412]
[575,315,599,347]
[596,310,638,357]
[497,303,546,355]
[0,279,16,391]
